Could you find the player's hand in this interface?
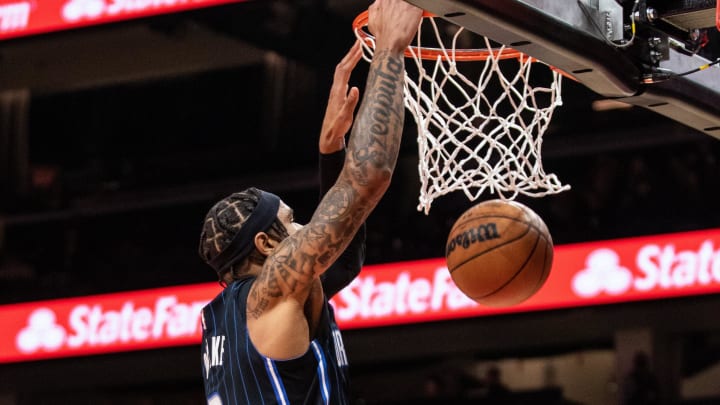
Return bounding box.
[368,0,423,53]
[319,40,363,154]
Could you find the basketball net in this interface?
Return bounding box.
[354,12,570,214]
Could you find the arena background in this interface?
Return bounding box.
[0,0,719,404]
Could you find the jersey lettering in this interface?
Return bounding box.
[207,393,223,405]
[331,330,348,367]
[203,335,226,379]
[211,335,225,366]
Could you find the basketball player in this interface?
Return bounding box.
[197,1,423,404]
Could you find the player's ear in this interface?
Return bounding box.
[253,232,279,256]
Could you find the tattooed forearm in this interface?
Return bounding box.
[348,50,405,177]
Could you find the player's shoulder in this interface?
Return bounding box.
[202,277,257,333]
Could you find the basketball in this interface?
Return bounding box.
[445,200,553,307]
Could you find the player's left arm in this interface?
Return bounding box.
[318,41,367,299]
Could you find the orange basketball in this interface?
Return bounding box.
[445,199,553,307]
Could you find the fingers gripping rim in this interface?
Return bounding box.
[352,10,526,62]
[352,9,575,81]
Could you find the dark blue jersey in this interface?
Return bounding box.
[201,278,351,405]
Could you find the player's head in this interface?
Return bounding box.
[198,187,299,285]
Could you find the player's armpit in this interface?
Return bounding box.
[247,294,311,359]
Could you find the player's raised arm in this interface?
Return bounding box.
[317,41,368,298]
[246,0,422,356]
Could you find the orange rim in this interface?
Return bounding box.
[352,10,525,62]
[352,10,575,80]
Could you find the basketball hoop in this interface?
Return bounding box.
[353,11,570,214]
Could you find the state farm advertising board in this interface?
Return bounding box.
[0,0,243,41]
[0,283,221,363]
[2,228,720,363]
[331,228,720,328]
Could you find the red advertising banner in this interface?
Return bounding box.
[0,0,243,41]
[331,228,720,328]
[1,227,720,363]
[0,283,222,363]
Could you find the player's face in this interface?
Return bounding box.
[277,201,303,237]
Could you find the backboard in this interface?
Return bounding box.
[404,0,720,139]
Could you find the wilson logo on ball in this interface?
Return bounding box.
[445,200,553,307]
[446,223,500,255]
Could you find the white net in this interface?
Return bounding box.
[355,15,570,214]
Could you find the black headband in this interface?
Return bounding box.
[209,190,281,274]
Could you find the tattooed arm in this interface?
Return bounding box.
[318,41,367,298]
[247,0,423,359]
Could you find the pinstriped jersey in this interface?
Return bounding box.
[201,278,351,405]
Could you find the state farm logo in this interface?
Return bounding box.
[572,249,632,297]
[16,308,67,353]
[0,1,31,32]
[572,240,720,298]
[13,295,205,355]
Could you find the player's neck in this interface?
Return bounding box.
[245,262,265,278]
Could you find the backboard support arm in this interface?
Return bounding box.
[405,0,720,139]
